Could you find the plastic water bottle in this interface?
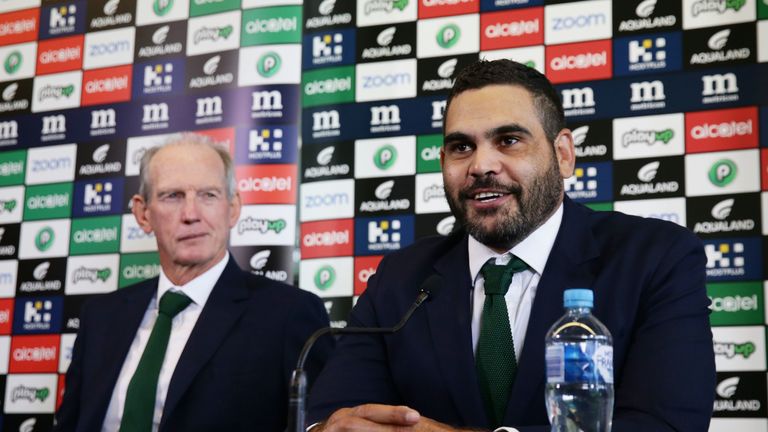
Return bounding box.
[545,288,613,432]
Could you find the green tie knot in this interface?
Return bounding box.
[159,290,192,318]
[480,256,528,296]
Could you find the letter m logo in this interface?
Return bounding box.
[630,80,665,102]
[0,121,18,139]
[142,103,169,123]
[561,88,595,109]
[196,96,223,117]
[90,109,116,129]
[312,110,340,131]
[370,105,400,126]
[251,90,283,111]
[41,115,66,134]
[702,73,738,96]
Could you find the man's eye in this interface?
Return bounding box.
[501,136,519,146]
[447,143,472,153]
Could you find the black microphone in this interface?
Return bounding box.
[286,275,442,432]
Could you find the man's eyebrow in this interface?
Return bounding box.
[487,124,532,139]
[443,131,471,144]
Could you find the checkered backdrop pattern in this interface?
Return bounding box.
[0,0,307,428]
[297,0,768,430]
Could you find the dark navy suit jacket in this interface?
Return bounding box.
[55,257,332,432]
[309,198,715,431]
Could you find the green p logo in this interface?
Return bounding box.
[708,159,737,187]
[258,52,281,78]
[437,24,460,49]
[35,227,55,252]
[314,265,336,290]
[374,145,397,170]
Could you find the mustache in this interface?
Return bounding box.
[458,177,522,200]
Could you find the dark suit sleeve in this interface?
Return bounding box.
[610,231,715,431]
[307,255,403,424]
[53,301,90,432]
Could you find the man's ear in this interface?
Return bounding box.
[228,192,242,229]
[553,129,576,178]
[131,195,153,234]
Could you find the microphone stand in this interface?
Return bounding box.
[287,284,434,432]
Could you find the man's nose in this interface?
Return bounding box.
[469,143,501,177]
[181,195,201,222]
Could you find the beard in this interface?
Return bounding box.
[445,153,563,251]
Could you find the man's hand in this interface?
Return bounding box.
[315,404,477,432]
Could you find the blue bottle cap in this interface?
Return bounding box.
[563,288,593,308]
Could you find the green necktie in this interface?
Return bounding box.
[476,255,528,428]
[120,290,192,432]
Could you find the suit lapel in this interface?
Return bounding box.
[84,281,155,431]
[504,199,600,424]
[429,235,489,428]
[160,258,250,426]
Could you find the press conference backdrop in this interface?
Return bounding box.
[0,0,762,429]
[296,0,768,431]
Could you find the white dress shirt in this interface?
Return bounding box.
[467,204,563,432]
[102,253,229,432]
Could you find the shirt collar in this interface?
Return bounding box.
[468,202,564,284]
[157,252,230,308]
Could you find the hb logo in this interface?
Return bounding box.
[84,182,112,205]
[705,242,744,269]
[368,220,400,244]
[51,5,77,29]
[565,167,598,192]
[629,37,666,64]
[313,33,343,58]
[144,63,173,88]
[249,129,283,152]
[24,300,53,324]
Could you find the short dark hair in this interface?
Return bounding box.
[445,59,565,143]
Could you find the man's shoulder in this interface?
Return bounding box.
[379,230,465,267]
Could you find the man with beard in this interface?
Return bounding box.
[307,60,715,432]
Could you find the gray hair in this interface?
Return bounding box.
[137,133,237,202]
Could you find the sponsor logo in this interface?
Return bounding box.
[250,89,284,120]
[10,335,59,373]
[194,96,223,125]
[561,87,596,117]
[545,0,612,44]
[701,73,739,104]
[39,114,67,142]
[88,107,119,136]
[141,102,170,131]
[301,220,354,259]
[360,25,413,61]
[24,184,73,220]
[689,27,752,65]
[0,119,19,146]
[571,122,608,160]
[356,215,415,254]
[136,23,184,59]
[0,149,25,185]
[704,238,761,280]
[708,282,763,326]
[306,0,353,29]
[32,71,82,113]
[242,6,301,46]
[78,143,122,177]
[565,163,611,201]
[0,80,31,114]
[81,66,131,107]
[45,3,80,36]
[300,179,355,222]
[187,52,235,90]
[83,27,135,70]
[422,57,456,92]
[186,11,240,56]
[686,107,758,153]
[709,159,737,187]
[419,0,477,18]
[257,51,281,78]
[480,8,543,50]
[618,160,680,197]
[311,32,345,66]
[417,13,478,58]
[14,297,62,333]
[690,0,747,17]
[194,25,233,45]
[629,80,666,111]
[358,178,412,214]
[237,217,287,235]
[617,0,678,32]
[36,35,83,75]
[692,197,756,235]
[714,340,755,359]
[357,59,416,102]
[303,145,351,180]
[713,373,765,416]
[138,61,178,96]
[303,66,354,107]
[628,36,668,71]
[0,9,39,45]
[119,252,161,287]
[314,265,336,290]
[546,40,611,83]
[89,0,133,30]
[621,128,674,148]
[26,144,76,185]
[18,260,64,294]
[370,104,402,133]
[311,109,341,139]
[436,23,460,49]
[236,164,295,204]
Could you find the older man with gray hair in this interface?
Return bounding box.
[56,134,332,432]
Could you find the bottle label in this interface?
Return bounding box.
[545,341,613,384]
